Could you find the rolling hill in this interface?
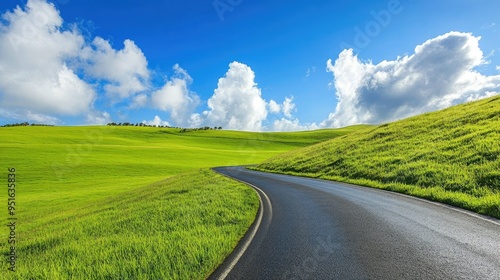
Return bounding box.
[254,95,500,219]
[0,125,365,279]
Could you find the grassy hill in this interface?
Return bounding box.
[0,125,364,279]
[254,95,500,219]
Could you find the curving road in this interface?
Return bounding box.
[209,166,500,280]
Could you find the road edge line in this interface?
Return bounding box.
[250,168,500,227]
[209,167,272,280]
[383,189,500,227]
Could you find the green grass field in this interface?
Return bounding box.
[0,126,361,279]
[254,95,500,219]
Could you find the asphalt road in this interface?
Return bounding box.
[210,166,500,280]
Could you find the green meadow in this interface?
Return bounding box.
[0,126,360,279]
[254,95,500,218]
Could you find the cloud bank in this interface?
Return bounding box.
[0,0,94,123]
[1,1,498,131]
[0,0,153,124]
[323,31,500,127]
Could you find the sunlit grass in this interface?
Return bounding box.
[6,169,258,279]
[0,125,361,279]
[254,95,500,218]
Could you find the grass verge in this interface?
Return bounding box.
[3,169,258,279]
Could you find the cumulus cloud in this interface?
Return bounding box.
[86,111,111,125]
[151,64,200,126]
[282,97,296,118]
[143,115,170,127]
[189,113,203,127]
[273,118,319,132]
[202,61,268,131]
[84,37,149,100]
[0,0,156,124]
[0,0,95,121]
[0,1,312,129]
[268,100,281,114]
[323,31,500,127]
[266,96,296,119]
[267,97,296,118]
[130,94,148,109]
[0,108,60,124]
[196,63,306,131]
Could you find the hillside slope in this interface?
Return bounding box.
[254,95,500,218]
[0,125,368,199]
[0,125,366,278]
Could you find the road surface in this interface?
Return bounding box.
[209,166,500,280]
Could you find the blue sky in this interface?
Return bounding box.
[0,0,499,130]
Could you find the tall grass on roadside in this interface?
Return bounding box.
[3,169,258,279]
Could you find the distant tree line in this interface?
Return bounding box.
[106,122,223,132]
[0,122,223,131]
[107,122,173,128]
[2,122,54,127]
[179,126,223,133]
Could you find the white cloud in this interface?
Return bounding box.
[196,63,306,131]
[496,66,500,72]
[273,118,319,132]
[203,61,268,131]
[268,100,281,114]
[189,113,203,127]
[84,37,149,100]
[86,111,111,125]
[0,0,95,120]
[0,1,317,130]
[143,115,170,127]
[25,111,60,124]
[0,0,163,125]
[282,97,296,118]
[0,108,60,124]
[130,94,148,109]
[266,96,296,118]
[151,64,200,126]
[323,31,500,128]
